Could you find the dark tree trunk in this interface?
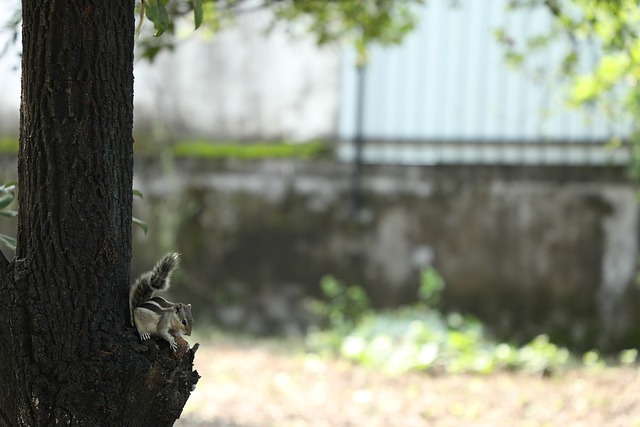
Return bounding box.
[0,2,199,425]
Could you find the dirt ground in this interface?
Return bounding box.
[175,337,640,427]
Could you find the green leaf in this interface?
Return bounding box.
[133,189,144,199]
[156,0,170,36]
[0,233,16,251]
[0,210,17,218]
[0,181,17,190]
[193,0,204,29]
[132,217,149,235]
[145,0,159,26]
[145,0,170,37]
[0,192,14,210]
[571,75,599,104]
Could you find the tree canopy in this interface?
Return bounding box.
[1,1,424,64]
[504,0,640,171]
[137,0,423,61]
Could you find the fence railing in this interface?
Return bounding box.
[338,0,633,166]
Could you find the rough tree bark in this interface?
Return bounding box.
[0,1,199,425]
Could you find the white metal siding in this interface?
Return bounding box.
[339,0,632,144]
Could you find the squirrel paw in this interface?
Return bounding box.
[140,332,151,341]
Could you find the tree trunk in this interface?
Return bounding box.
[0,2,199,425]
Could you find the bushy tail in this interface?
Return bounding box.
[129,252,180,324]
[147,252,180,291]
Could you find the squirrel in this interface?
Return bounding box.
[129,252,194,352]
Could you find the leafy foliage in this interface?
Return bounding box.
[135,0,423,61]
[501,0,640,173]
[309,276,372,330]
[132,189,149,235]
[306,271,576,375]
[5,1,424,62]
[417,267,445,307]
[269,0,422,63]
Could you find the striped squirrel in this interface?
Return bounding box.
[129,252,193,351]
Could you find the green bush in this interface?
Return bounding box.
[418,267,445,307]
[314,275,371,327]
[306,270,574,375]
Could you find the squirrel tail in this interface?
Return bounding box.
[129,252,181,322]
[147,252,180,292]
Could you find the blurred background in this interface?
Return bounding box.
[1,0,639,354]
[4,1,640,425]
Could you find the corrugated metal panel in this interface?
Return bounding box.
[338,0,632,147]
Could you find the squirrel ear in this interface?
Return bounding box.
[187,304,191,309]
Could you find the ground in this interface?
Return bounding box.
[176,335,640,427]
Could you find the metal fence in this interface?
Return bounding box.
[338,0,632,166]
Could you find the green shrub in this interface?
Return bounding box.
[306,269,573,375]
[418,267,445,307]
[308,275,371,329]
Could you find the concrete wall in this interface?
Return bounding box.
[127,158,640,351]
[2,154,638,349]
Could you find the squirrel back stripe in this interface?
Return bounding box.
[147,296,174,309]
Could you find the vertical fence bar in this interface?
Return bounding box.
[350,64,366,216]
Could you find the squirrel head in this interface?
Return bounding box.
[176,303,193,336]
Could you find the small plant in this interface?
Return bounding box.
[306,275,371,355]
[309,275,371,330]
[418,267,445,307]
[619,348,638,365]
[306,268,574,375]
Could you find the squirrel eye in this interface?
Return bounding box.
[182,319,187,325]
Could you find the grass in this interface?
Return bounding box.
[0,135,331,160]
[0,137,18,154]
[172,139,329,159]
